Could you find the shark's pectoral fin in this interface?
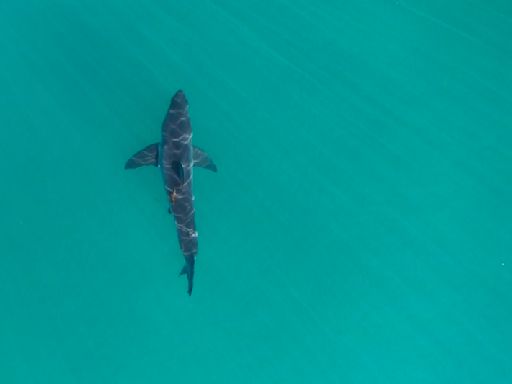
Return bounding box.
[124,143,159,169]
[192,145,217,172]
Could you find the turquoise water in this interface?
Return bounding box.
[1,1,511,382]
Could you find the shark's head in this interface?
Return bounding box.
[171,90,188,110]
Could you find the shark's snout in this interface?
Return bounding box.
[172,90,187,108]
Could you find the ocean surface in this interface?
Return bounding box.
[1,1,511,383]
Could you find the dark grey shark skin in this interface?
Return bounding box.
[124,90,217,295]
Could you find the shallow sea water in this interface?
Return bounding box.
[1,1,511,383]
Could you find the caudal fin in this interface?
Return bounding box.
[179,256,195,296]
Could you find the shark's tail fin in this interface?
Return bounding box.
[179,256,195,296]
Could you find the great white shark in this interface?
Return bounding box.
[125,90,217,295]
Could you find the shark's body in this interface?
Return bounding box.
[125,90,217,295]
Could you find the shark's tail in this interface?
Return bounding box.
[179,255,195,296]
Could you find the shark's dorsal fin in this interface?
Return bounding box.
[192,145,217,172]
[124,143,159,169]
[171,160,185,184]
